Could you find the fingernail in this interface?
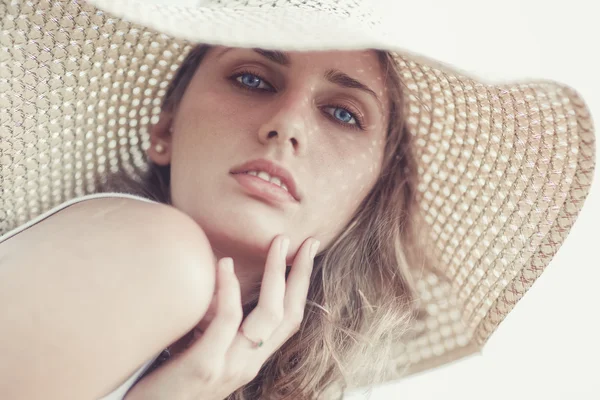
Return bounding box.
[310,240,320,259]
[280,237,290,261]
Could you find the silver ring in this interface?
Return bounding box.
[239,326,264,349]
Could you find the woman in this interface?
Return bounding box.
[0,0,595,399]
[100,43,424,399]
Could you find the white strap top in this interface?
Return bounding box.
[0,192,167,400]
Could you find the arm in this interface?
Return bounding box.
[0,198,215,399]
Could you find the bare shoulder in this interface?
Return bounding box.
[48,195,201,241]
[0,196,216,399]
[3,196,210,261]
[5,194,216,311]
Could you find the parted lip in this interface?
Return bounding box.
[230,158,301,202]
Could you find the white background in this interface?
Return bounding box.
[347,1,599,399]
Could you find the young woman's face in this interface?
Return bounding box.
[156,46,390,262]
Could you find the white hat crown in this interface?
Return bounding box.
[89,0,386,49]
[162,0,375,15]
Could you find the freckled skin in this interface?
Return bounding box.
[148,46,390,301]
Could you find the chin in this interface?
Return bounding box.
[196,210,287,257]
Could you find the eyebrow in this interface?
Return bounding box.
[253,48,291,66]
[219,48,383,109]
[323,69,382,109]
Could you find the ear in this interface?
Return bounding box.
[147,112,174,166]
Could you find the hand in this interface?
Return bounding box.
[124,235,320,400]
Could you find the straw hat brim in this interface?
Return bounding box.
[0,0,596,385]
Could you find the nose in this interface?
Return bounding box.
[257,93,311,155]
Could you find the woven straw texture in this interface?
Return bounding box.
[0,0,596,384]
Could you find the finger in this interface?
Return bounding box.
[283,238,319,326]
[235,235,288,347]
[187,258,242,362]
[252,238,318,354]
[256,235,288,315]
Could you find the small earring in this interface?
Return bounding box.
[155,143,165,154]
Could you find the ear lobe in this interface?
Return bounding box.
[147,112,174,165]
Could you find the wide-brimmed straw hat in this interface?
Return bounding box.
[1,0,596,386]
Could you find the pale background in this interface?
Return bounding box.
[346,1,599,399]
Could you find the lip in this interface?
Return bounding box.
[230,158,301,202]
[231,173,298,205]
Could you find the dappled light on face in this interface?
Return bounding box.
[308,136,382,228]
[163,46,390,279]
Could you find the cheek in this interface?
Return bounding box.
[308,140,384,219]
[176,92,259,150]
[192,89,239,122]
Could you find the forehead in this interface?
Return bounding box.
[289,49,383,73]
[209,46,386,83]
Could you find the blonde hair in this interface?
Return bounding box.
[99,45,432,399]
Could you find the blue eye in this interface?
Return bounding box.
[333,108,354,124]
[324,106,360,127]
[240,73,261,88]
[234,72,273,91]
